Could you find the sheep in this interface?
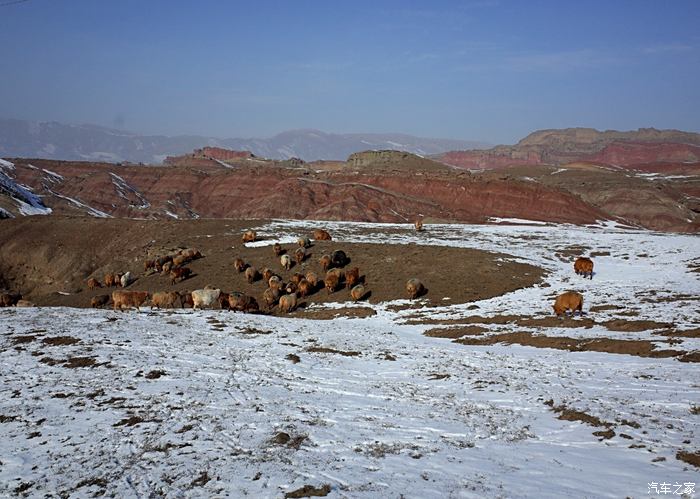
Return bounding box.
[263,286,281,309]
[319,254,332,272]
[280,254,292,271]
[298,278,314,298]
[262,267,274,283]
[414,219,423,231]
[290,272,305,285]
[87,277,102,290]
[15,300,35,307]
[144,259,156,272]
[218,292,231,310]
[170,267,191,284]
[574,257,594,279]
[90,294,110,308]
[151,291,181,309]
[297,236,311,248]
[279,293,298,313]
[161,261,172,274]
[273,242,284,257]
[350,284,366,301]
[103,273,117,288]
[112,290,150,311]
[172,254,188,267]
[285,281,298,295]
[269,275,283,292]
[553,291,584,317]
[331,250,348,268]
[155,255,173,272]
[294,247,306,265]
[120,271,133,288]
[242,230,257,243]
[406,278,425,299]
[180,291,194,308]
[325,269,344,294]
[245,266,259,284]
[305,271,318,289]
[345,267,360,289]
[0,292,22,307]
[191,288,221,310]
[233,257,246,272]
[228,292,259,313]
[313,229,332,241]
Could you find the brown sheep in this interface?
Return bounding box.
[90,294,110,308]
[161,261,173,274]
[263,287,281,309]
[144,259,156,272]
[0,292,22,307]
[87,277,102,290]
[242,230,257,243]
[294,247,306,265]
[313,229,332,241]
[319,254,332,272]
[574,257,594,279]
[155,255,173,272]
[228,292,259,313]
[414,219,423,231]
[180,291,194,308]
[325,269,344,294]
[305,271,318,289]
[297,236,311,248]
[350,284,366,301]
[170,267,191,284]
[245,266,259,284]
[262,267,274,283]
[180,248,201,260]
[285,281,298,294]
[406,278,425,299]
[280,254,292,271]
[112,290,150,311]
[279,293,298,313]
[553,291,584,317]
[269,276,283,292]
[218,291,231,310]
[345,267,360,289]
[298,278,314,298]
[103,272,117,288]
[172,254,188,267]
[151,291,181,309]
[291,272,305,285]
[233,257,247,273]
[273,242,284,257]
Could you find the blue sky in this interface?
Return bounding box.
[1,0,698,143]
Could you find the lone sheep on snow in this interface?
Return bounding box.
[553,291,584,317]
[574,257,594,279]
[242,230,257,243]
[313,229,332,241]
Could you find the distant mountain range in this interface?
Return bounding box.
[0,119,489,163]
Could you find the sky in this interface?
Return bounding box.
[0,0,699,144]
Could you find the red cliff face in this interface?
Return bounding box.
[437,148,542,169]
[586,141,700,166]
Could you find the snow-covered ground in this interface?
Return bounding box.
[1,221,698,498]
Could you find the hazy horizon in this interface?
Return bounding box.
[1,1,699,144]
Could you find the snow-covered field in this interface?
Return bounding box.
[1,220,699,498]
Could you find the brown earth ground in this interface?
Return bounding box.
[0,217,544,311]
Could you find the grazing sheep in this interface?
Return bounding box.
[345,267,360,289]
[161,261,173,274]
[144,259,156,272]
[263,287,281,309]
[297,236,311,248]
[87,278,101,290]
[285,281,298,295]
[242,230,257,243]
[291,272,305,285]
[233,257,246,273]
[120,271,133,288]
[279,293,298,313]
[155,255,173,272]
[331,250,348,268]
[180,291,194,308]
[280,254,292,271]
[313,229,332,241]
[91,294,110,308]
[269,276,283,291]
[319,254,332,272]
[170,267,191,284]
[305,271,318,289]
[180,248,201,260]
[553,291,584,317]
[414,219,423,231]
[406,278,425,299]
[262,267,273,283]
[112,290,150,311]
[191,288,221,310]
[15,300,35,307]
[325,269,344,294]
[350,284,366,301]
[574,257,594,279]
[273,242,284,257]
[294,247,306,265]
[103,273,117,288]
[218,292,231,310]
[228,292,259,313]
[172,254,187,267]
[245,266,259,284]
[298,278,313,298]
[151,291,181,309]
[0,292,22,307]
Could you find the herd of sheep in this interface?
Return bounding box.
[0,223,595,317]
